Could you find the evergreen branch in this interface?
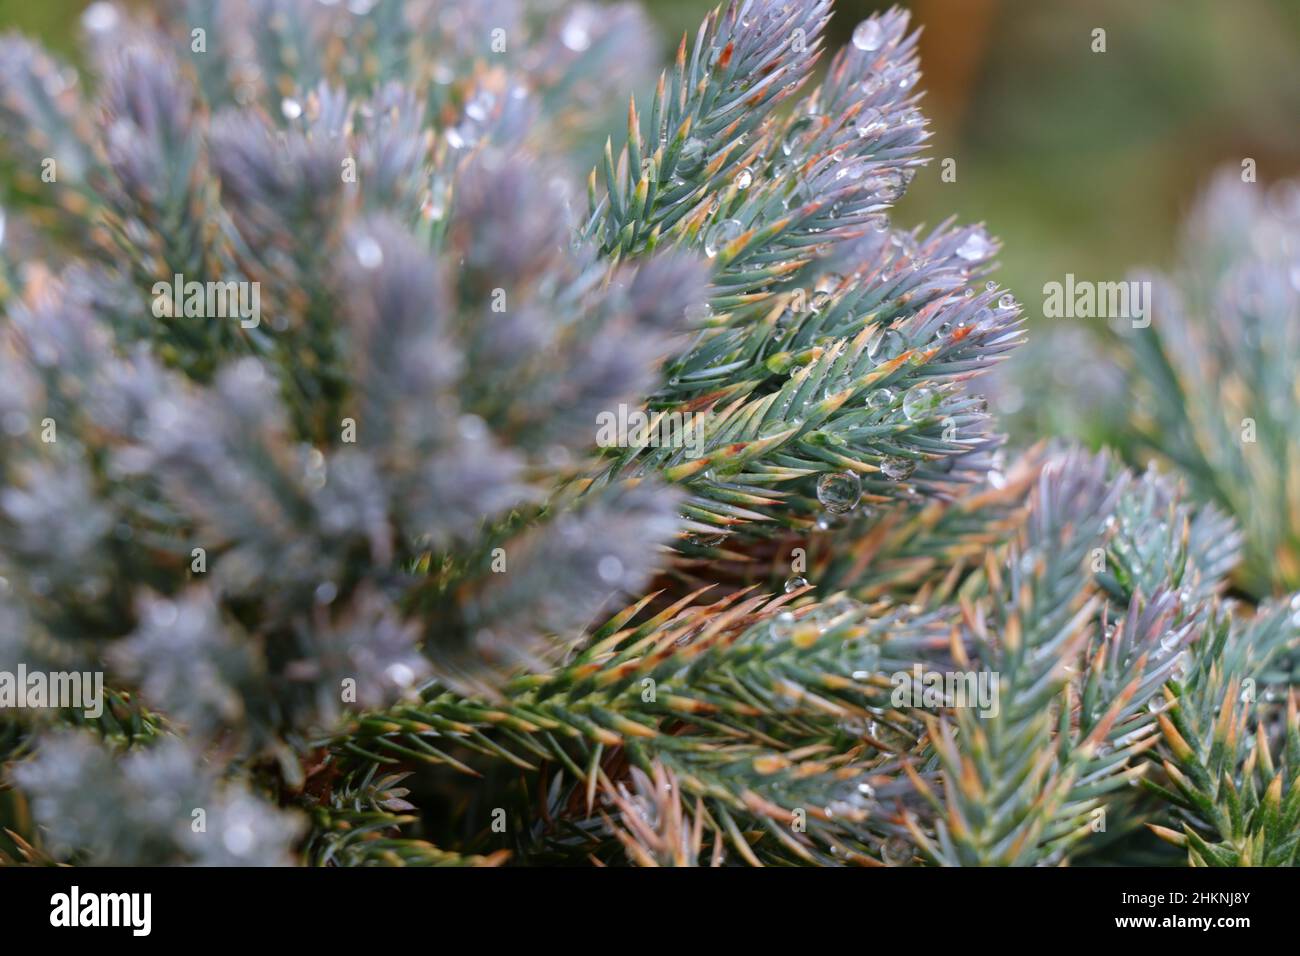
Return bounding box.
[1112,171,1300,597]
[2,0,1285,871]
[582,7,1023,535]
[1097,464,1242,609]
[656,445,1045,627]
[599,761,725,867]
[1151,675,1300,866]
[910,451,1127,865]
[327,587,941,863]
[303,768,509,867]
[589,0,833,257]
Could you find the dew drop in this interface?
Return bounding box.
[816,471,862,515]
[852,20,884,52]
[684,301,713,323]
[880,456,916,481]
[902,384,939,421]
[772,611,796,638]
[866,327,904,364]
[223,822,256,857]
[82,2,119,34]
[855,107,884,139]
[866,170,905,203]
[465,97,490,123]
[353,235,384,269]
[881,836,910,865]
[678,137,705,174]
[705,218,743,258]
[734,166,753,190]
[955,229,991,261]
[446,124,470,150]
[784,575,809,593]
[597,554,625,584]
[149,599,179,628]
[420,194,445,222]
[560,12,592,51]
[280,97,303,120]
[687,531,726,548]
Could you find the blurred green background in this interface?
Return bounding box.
[4,0,1299,357]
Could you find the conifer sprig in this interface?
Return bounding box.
[0,0,1294,869]
[585,4,1022,538]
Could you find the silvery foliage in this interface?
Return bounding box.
[0,0,695,863]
